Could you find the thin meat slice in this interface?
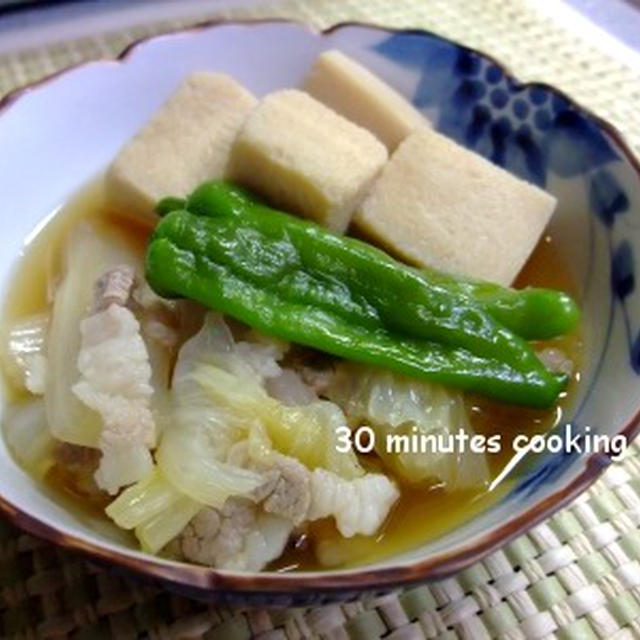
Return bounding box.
[94,265,135,310]
[307,469,399,537]
[73,266,156,494]
[180,498,292,571]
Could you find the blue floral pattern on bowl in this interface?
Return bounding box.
[374,34,621,188]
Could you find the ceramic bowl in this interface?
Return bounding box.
[0,20,639,605]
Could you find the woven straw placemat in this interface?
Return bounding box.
[2,1,640,638]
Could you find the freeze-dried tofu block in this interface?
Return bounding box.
[226,89,388,232]
[355,126,557,285]
[303,50,426,151]
[107,72,257,222]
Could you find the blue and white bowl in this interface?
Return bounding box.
[0,20,638,604]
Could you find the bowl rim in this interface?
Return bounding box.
[1,17,639,595]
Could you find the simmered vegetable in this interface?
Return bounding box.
[159,182,580,341]
[420,268,580,341]
[0,312,49,394]
[326,363,490,488]
[105,467,202,553]
[106,314,398,556]
[146,182,573,407]
[3,400,54,478]
[46,225,141,448]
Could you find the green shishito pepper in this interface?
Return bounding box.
[419,270,579,341]
[160,182,580,341]
[147,182,576,408]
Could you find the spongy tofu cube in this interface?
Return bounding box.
[303,50,426,151]
[107,72,257,222]
[226,89,388,232]
[355,126,557,285]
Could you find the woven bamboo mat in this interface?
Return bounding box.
[2,1,640,638]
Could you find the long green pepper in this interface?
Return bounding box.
[419,269,579,341]
[146,181,574,407]
[181,182,580,341]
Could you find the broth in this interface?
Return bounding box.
[0,177,583,570]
